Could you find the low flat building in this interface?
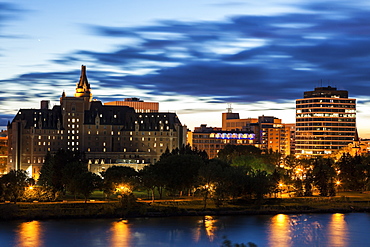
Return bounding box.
[188,124,255,159]
[222,111,295,155]
[105,97,159,113]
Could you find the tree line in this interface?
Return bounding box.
[1,144,370,204]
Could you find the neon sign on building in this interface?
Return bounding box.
[210,133,255,140]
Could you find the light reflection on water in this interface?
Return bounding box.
[16,221,43,247]
[328,213,348,247]
[193,215,218,243]
[267,213,349,247]
[7,213,369,247]
[110,220,131,247]
[269,214,291,246]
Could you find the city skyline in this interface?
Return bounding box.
[2,1,370,137]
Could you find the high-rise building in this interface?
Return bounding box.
[295,86,356,157]
[7,66,187,179]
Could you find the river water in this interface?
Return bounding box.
[1,213,369,247]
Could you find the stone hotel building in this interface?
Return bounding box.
[7,66,187,178]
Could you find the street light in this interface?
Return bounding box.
[335,180,341,193]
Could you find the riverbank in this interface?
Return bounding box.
[2,193,370,221]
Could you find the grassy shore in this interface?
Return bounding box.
[1,191,370,221]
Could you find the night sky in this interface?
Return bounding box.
[2,1,370,137]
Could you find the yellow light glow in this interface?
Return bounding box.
[116,184,132,194]
[336,181,341,186]
[29,186,34,190]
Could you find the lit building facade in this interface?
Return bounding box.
[0,130,7,175]
[295,86,356,157]
[222,112,295,155]
[105,98,159,113]
[7,66,187,178]
[188,124,255,159]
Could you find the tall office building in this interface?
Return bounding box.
[7,66,187,178]
[295,86,356,157]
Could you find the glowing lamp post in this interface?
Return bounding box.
[335,180,341,192]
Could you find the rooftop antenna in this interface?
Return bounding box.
[227,103,233,113]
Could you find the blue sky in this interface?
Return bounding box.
[2,1,370,137]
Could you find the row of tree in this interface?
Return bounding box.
[2,144,370,204]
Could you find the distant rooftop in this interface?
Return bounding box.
[304,86,349,98]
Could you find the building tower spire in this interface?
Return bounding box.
[74,65,92,101]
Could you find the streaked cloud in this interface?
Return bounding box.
[2,1,370,133]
